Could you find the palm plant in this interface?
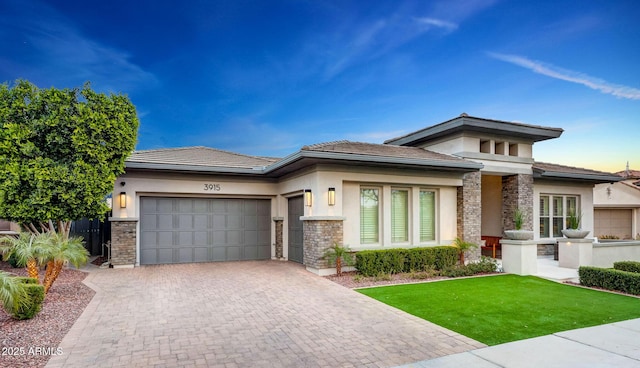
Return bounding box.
[43,233,89,293]
[322,243,355,276]
[0,233,51,281]
[453,237,478,265]
[0,270,27,315]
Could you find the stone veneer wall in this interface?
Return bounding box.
[302,220,343,269]
[502,174,534,232]
[274,218,284,259]
[457,171,481,261]
[110,220,137,266]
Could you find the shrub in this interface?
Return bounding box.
[579,266,640,295]
[441,257,498,278]
[7,252,20,268]
[10,277,44,320]
[613,261,640,274]
[355,246,457,277]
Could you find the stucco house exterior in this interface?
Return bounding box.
[109,114,620,274]
[594,169,640,240]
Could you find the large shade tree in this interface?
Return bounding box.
[0,80,139,237]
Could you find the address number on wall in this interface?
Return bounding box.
[203,184,221,191]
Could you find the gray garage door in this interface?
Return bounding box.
[595,208,633,239]
[288,196,304,263]
[140,197,271,265]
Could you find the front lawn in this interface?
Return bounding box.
[357,274,640,345]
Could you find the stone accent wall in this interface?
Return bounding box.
[302,220,343,269]
[457,171,481,261]
[502,174,534,232]
[274,219,283,259]
[110,220,137,266]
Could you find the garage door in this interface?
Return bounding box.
[594,209,633,239]
[288,196,304,263]
[140,197,271,265]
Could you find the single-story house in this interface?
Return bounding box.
[594,168,640,240]
[110,114,621,274]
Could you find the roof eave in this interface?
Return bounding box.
[264,150,483,174]
[533,170,622,184]
[125,161,266,175]
[386,116,563,146]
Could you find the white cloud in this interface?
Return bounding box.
[414,17,458,32]
[488,52,640,100]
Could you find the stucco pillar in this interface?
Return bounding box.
[502,174,534,232]
[301,217,344,275]
[558,238,594,269]
[500,239,538,275]
[457,171,481,261]
[108,218,138,268]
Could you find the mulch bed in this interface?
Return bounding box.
[0,262,95,368]
[325,271,449,289]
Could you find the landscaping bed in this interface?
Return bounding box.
[0,262,95,368]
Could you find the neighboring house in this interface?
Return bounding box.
[110,114,620,274]
[594,168,640,240]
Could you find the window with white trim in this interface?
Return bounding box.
[360,188,380,244]
[539,194,579,237]
[420,190,436,242]
[391,189,409,243]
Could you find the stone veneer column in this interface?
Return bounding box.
[302,218,344,274]
[457,171,481,261]
[109,218,138,267]
[502,174,534,232]
[273,217,284,259]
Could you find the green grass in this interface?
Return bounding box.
[357,274,640,345]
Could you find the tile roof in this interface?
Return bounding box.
[615,169,640,179]
[301,140,469,163]
[127,146,279,169]
[533,161,621,182]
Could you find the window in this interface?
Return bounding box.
[391,189,409,243]
[539,195,579,238]
[360,188,379,244]
[420,190,435,242]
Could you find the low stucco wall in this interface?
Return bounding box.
[592,241,640,268]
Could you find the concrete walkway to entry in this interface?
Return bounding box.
[46,261,483,368]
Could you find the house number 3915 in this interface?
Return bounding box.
[204,184,221,191]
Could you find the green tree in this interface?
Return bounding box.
[0,233,51,280]
[0,79,139,237]
[43,233,88,293]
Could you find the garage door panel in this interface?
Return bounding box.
[158,214,173,228]
[157,249,174,264]
[595,209,632,239]
[227,215,242,228]
[211,247,226,261]
[227,230,243,245]
[227,246,242,261]
[193,247,209,262]
[140,197,271,264]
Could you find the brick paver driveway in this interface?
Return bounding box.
[47,261,484,367]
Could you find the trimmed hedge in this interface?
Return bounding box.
[441,257,498,278]
[579,266,640,295]
[355,246,458,277]
[614,261,640,274]
[11,277,44,320]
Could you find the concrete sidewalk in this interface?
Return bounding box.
[397,317,640,367]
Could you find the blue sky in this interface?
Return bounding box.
[1,0,638,172]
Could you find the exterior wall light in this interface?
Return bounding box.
[328,187,335,206]
[120,192,127,208]
[304,189,312,207]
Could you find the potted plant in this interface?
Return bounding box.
[504,208,534,240]
[562,210,589,238]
